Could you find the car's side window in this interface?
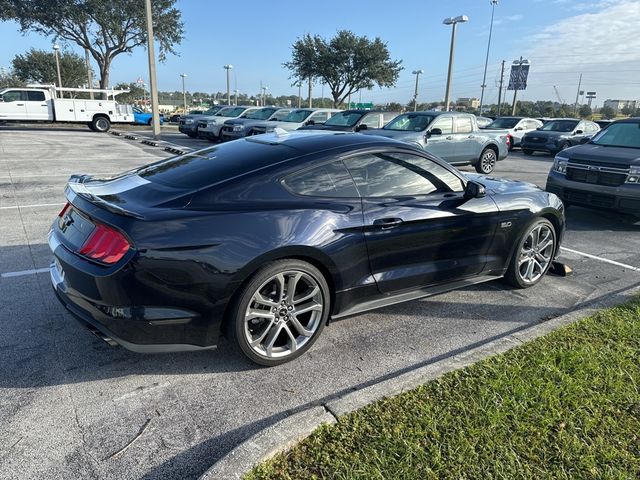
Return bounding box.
[309,112,329,124]
[360,113,381,128]
[430,116,453,134]
[587,122,599,133]
[2,90,23,102]
[27,91,45,102]
[284,161,358,197]
[454,116,473,134]
[344,152,464,197]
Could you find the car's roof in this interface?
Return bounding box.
[246,130,404,153]
[338,109,386,114]
[611,117,639,123]
[413,110,470,116]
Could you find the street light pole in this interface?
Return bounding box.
[443,15,469,112]
[297,81,302,108]
[234,89,239,105]
[53,44,63,98]
[479,0,498,115]
[224,65,233,106]
[144,0,161,139]
[411,69,424,111]
[180,73,187,113]
[261,86,268,106]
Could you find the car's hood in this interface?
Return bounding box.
[559,143,640,165]
[298,124,354,132]
[254,121,303,131]
[360,129,422,140]
[466,173,541,194]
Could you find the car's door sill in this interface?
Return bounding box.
[332,273,502,320]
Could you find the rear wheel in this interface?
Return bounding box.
[523,149,534,155]
[91,116,110,132]
[505,218,556,288]
[475,147,497,174]
[87,122,96,132]
[187,132,197,138]
[227,259,330,366]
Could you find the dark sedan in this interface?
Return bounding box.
[521,118,600,156]
[297,110,398,132]
[49,132,565,366]
[546,118,640,216]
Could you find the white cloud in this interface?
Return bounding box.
[522,0,640,103]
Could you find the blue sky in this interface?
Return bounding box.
[1,0,638,106]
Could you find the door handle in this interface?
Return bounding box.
[373,217,403,229]
[445,135,453,140]
[16,103,24,106]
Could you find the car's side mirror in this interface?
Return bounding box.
[429,128,442,136]
[464,180,486,200]
[0,97,4,103]
[574,129,583,134]
[536,127,542,130]
[356,124,367,131]
[305,120,315,126]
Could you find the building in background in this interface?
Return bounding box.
[456,97,480,110]
[603,99,638,112]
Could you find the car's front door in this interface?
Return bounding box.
[0,90,28,120]
[423,115,455,161]
[25,90,51,120]
[570,121,588,145]
[343,150,499,294]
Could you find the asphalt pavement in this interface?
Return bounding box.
[1,126,638,479]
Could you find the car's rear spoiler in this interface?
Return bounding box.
[65,174,146,219]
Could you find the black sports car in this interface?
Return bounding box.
[49,132,565,365]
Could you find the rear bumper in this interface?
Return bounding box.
[49,231,222,353]
[546,171,640,215]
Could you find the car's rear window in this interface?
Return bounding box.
[137,140,297,189]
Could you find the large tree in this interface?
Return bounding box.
[284,30,403,108]
[12,48,90,87]
[0,0,183,97]
[578,104,592,118]
[599,105,616,119]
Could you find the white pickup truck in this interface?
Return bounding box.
[0,85,133,132]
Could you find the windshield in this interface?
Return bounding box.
[203,107,221,115]
[487,118,520,129]
[215,107,246,117]
[133,107,144,114]
[270,110,292,120]
[384,114,435,132]
[541,120,579,132]
[324,111,364,127]
[589,122,640,148]
[281,110,313,123]
[242,108,278,120]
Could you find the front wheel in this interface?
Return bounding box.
[504,218,557,288]
[227,259,330,366]
[523,149,534,155]
[475,147,497,174]
[91,116,110,132]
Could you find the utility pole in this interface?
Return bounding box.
[180,73,187,113]
[497,60,505,116]
[144,0,161,139]
[479,0,498,115]
[573,73,582,114]
[53,44,63,98]
[412,70,424,111]
[224,65,232,106]
[234,89,238,106]
[84,48,94,100]
[308,76,312,108]
[297,81,302,108]
[261,85,268,106]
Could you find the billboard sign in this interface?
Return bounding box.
[507,64,530,91]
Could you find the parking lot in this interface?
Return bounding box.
[1,126,639,480]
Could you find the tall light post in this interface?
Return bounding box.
[479,1,498,115]
[144,0,161,139]
[296,81,302,108]
[442,15,469,112]
[223,65,233,105]
[180,73,188,113]
[411,69,424,111]
[261,85,268,106]
[53,44,63,98]
[234,89,239,105]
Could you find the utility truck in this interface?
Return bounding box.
[0,85,133,132]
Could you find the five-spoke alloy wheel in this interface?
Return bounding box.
[229,260,329,366]
[506,218,556,288]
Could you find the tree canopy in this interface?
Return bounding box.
[284,30,403,108]
[0,0,183,95]
[12,48,90,87]
[599,106,616,119]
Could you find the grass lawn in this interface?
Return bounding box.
[247,297,640,480]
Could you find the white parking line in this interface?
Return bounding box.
[560,246,640,272]
[0,202,63,210]
[1,267,50,278]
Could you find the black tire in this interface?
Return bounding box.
[504,218,557,289]
[147,119,152,126]
[187,132,197,138]
[475,147,497,174]
[227,259,330,366]
[523,149,534,155]
[91,116,110,132]
[87,122,96,132]
[553,142,570,156]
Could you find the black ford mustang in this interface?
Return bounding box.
[49,132,565,365]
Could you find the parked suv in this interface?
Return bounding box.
[220,107,292,141]
[546,118,640,217]
[297,109,398,132]
[362,111,508,173]
[197,106,261,141]
[521,118,600,155]
[178,106,225,137]
[250,108,340,134]
[484,117,543,150]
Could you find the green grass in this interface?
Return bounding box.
[247,298,640,480]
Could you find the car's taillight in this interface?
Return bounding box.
[506,134,512,148]
[79,224,131,264]
[58,202,71,217]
